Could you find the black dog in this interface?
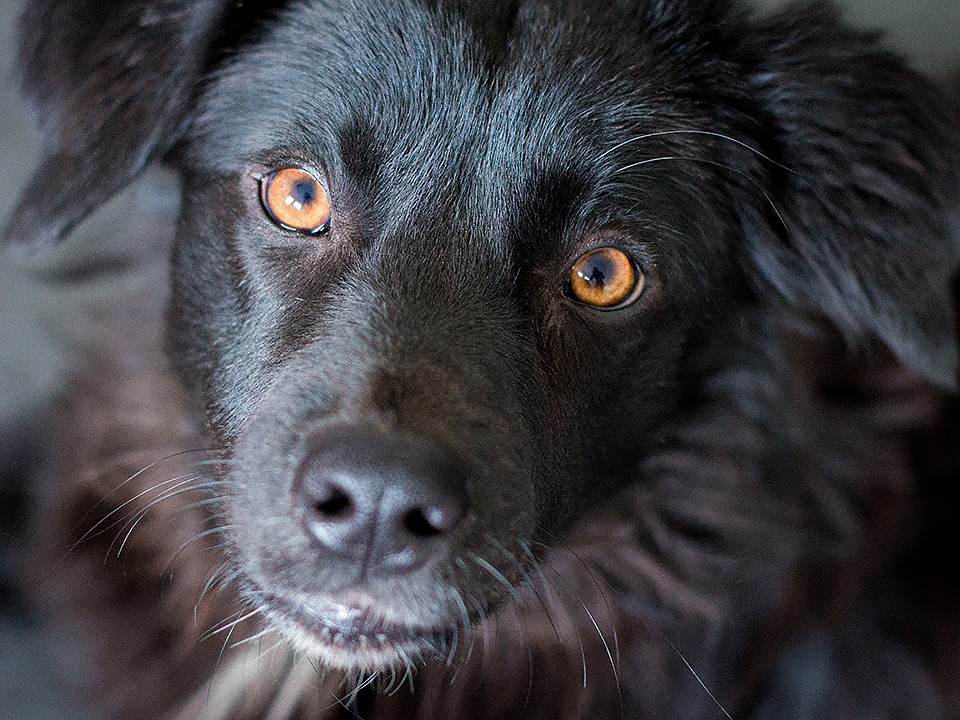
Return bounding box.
[6,0,960,718]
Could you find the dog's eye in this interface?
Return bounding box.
[566,248,644,309]
[260,167,331,234]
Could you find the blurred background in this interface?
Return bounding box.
[0,0,958,717]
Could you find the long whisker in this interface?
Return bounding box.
[110,477,206,557]
[470,553,522,602]
[446,617,460,667]
[202,608,245,638]
[663,634,733,720]
[524,643,534,709]
[109,478,232,558]
[579,599,623,716]
[529,541,594,689]
[196,563,235,617]
[161,525,237,577]
[517,540,564,645]
[68,447,230,533]
[206,607,255,709]
[534,538,730,719]
[338,669,380,710]
[611,155,789,235]
[201,606,265,642]
[540,530,622,669]
[69,472,201,555]
[599,128,801,176]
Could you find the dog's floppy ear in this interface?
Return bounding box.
[734,3,960,389]
[3,0,229,253]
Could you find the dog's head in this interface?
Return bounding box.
[8,0,960,671]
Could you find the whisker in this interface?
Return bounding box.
[579,599,623,716]
[100,477,230,559]
[201,606,265,642]
[446,619,460,667]
[517,540,564,645]
[340,669,379,708]
[451,635,477,687]
[108,478,232,559]
[161,525,237,577]
[110,477,212,557]
[400,649,416,694]
[450,586,471,631]
[598,128,800,176]
[383,662,400,695]
[610,155,789,235]
[265,639,292,684]
[207,615,244,707]
[527,541,583,639]
[524,643,534,709]
[535,537,728,718]
[68,447,230,533]
[306,653,324,679]
[70,472,202,556]
[196,563,233,615]
[229,625,274,650]
[468,593,491,661]
[541,530,622,670]
[266,651,314,720]
[528,542,591,688]
[202,608,245,638]
[579,629,588,688]
[470,553,522,602]
[663,635,733,720]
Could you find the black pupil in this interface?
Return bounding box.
[291,179,316,206]
[582,254,615,287]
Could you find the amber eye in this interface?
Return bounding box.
[566,247,643,309]
[260,167,331,234]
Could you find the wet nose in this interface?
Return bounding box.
[293,425,469,578]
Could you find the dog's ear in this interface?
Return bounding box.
[3,0,230,253]
[733,3,960,389]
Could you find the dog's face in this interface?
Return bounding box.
[168,0,746,669]
[7,0,960,675]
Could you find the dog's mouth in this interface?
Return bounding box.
[253,589,454,670]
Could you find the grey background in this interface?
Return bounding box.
[0,1,958,718]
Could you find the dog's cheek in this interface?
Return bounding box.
[167,173,295,438]
[534,267,743,510]
[528,295,682,497]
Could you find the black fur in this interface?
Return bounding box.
[6,1,960,718]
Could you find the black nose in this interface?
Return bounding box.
[293,426,469,578]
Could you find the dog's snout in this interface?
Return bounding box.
[294,426,469,578]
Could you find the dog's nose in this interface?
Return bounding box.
[293,426,469,578]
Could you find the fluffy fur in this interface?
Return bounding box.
[6,1,960,718]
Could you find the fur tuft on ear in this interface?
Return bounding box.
[734,2,960,389]
[2,0,229,253]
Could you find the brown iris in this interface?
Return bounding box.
[261,167,331,234]
[567,247,642,309]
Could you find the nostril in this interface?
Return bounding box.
[313,482,354,522]
[402,504,462,538]
[403,507,441,538]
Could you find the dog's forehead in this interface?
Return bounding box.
[195,0,669,238]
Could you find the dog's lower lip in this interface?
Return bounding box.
[263,592,433,648]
